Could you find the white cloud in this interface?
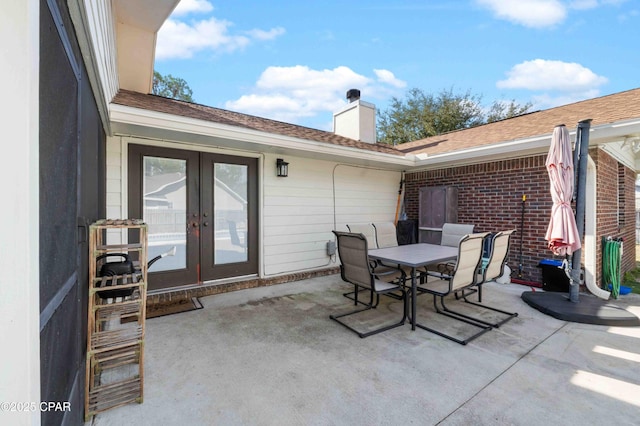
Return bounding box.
[374,69,407,88]
[172,0,214,16]
[569,0,599,10]
[245,27,286,41]
[156,17,250,59]
[531,89,601,108]
[225,94,321,124]
[497,59,608,91]
[476,0,567,27]
[319,30,336,41]
[570,0,628,9]
[224,65,404,128]
[617,8,639,21]
[256,66,369,92]
[478,0,631,27]
[497,59,608,108]
[156,5,285,60]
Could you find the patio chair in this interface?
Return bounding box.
[458,229,518,328]
[424,223,475,275]
[373,222,415,277]
[346,224,378,248]
[372,222,398,248]
[416,232,492,345]
[330,231,408,338]
[441,223,475,247]
[343,223,396,305]
[343,224,377,305]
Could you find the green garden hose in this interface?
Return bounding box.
[602,238,621,299]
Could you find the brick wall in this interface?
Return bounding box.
[406,155,551,284]
[405,150,636,287]
[147,267,340,306]
[593,149,636,284]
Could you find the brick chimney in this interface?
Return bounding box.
[333,89,376,144]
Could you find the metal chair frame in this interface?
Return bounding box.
[342,224,378,305]
[342,223,407,305]
[459,230,519,328]
[416,232,492,345]
[330,231,408,338]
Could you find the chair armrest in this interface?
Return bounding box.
[372,264,407,285]
[424,270,452,281]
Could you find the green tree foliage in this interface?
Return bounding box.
[485,99,533,123]
[152,71,194,102]
[377,88,532,145]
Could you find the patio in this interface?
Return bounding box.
[89,275,640,425]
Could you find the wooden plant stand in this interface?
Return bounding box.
[84,219,148,421]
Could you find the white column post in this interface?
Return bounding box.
[0,1,41,425]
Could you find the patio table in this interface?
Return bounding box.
[368,243,458,330]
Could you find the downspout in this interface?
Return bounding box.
[585,155,610,299]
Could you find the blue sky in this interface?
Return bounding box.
[154,0,639,131]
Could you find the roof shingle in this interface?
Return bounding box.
[112,90,403,156]
[396,88,640,155]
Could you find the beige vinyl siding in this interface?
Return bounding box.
[105,136,124,243]
[263,154,400,275]
[105,139,401,278]
[71,0,118,105]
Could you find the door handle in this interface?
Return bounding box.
[203,222,209,227]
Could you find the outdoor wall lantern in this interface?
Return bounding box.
[276,158,289,177]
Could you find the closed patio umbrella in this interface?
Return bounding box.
[545,124,581,256]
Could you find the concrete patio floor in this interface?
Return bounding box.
[89,275,640,426]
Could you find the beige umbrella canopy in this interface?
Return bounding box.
[544,125,581,256]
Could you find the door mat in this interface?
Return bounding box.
[146,297,203,319]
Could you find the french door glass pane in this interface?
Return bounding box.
[143,156,187,271]
[214,163,248,264]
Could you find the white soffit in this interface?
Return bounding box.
[114,0,178,32]
[113,0,179,94]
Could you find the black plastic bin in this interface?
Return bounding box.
[396,219,418,245]
[538,259,570,292]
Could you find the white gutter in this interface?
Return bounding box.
[412,119,640,170]
[110,102,640,172]
[413,133,553,169]
[109,103,415,168]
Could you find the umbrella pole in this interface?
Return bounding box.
[570,119,592,303]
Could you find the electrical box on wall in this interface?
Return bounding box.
[326,241,336,256]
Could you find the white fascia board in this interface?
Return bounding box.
[610,117,640,129]
[109,103,414,168]
[110,103,640,171]
[413,133,553,169]
[413,119,640,170]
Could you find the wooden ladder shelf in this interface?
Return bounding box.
[84,219,148,421]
